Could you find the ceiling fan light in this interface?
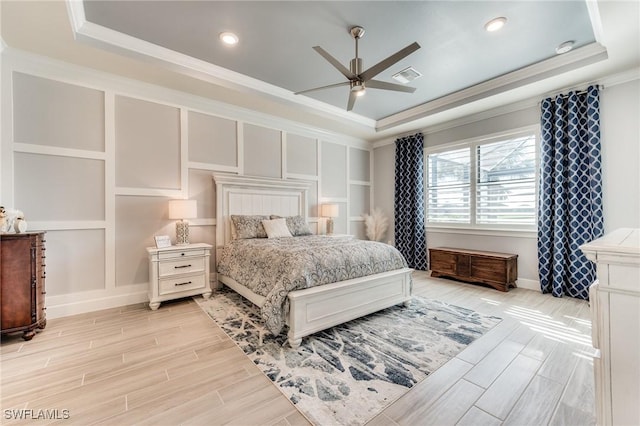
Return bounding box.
[219,32,239,45]
[484,17,507,32]
[351,83,366,96]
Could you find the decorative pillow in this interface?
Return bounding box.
[270,215,313,236]
[262,218,293,238]
[230,215,269,239]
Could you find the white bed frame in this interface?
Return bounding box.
[213,173,413,348]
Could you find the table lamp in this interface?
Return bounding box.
[321,204,339,235]
[168,199,197,245]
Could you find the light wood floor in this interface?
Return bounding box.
[1,271,595,425]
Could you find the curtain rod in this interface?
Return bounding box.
[544,84,604,100]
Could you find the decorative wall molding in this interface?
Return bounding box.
[2,47,369,149]
[2,43,374,318]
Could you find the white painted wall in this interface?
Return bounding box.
[373,78,640,290]
[600,79,640,232]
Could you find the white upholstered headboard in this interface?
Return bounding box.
[212,173,311,249]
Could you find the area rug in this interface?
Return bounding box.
[196,288,501,425]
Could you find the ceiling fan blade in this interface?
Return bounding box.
[313,46,356,80]
[359,42,421,82]
[294,81,350,95]
[367,80,417,93]
[347,90,358,111]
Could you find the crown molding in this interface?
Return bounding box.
[375,43,608,132]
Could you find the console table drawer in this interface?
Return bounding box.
[158,257,205,277]
[159,274,206,296]
[158,248,206,260]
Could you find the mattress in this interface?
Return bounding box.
[217,235,409,335]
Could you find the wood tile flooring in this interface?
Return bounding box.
[0,271,595,425]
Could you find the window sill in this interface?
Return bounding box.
[425,225,537,239]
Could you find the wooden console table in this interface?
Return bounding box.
[0,232,47,340]
[429,247,518,292]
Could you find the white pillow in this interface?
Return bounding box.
[262,218,293,238]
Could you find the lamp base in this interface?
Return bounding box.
[326,218,334,235]
[175,221,190,245]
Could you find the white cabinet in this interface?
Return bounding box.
[581,229,640,426]
[147,243,212,310]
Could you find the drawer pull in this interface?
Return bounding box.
[175,281,192,286]
[181,253,185,256]
[174,264,192,269]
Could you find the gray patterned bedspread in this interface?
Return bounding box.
[217,235,409,335]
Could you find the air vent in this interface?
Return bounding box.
[392,66,422,84]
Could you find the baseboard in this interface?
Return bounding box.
[46,275,217,319]
[515,277,540,291]
[46,284,149,319]
[425,270,540,292]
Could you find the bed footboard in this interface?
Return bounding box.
[286,268,413,348]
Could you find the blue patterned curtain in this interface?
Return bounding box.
[538,85,603,299]
[394,133,427,270]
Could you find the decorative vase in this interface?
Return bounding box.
[14,218,27,233]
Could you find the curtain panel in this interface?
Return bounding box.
[394,132,427,270]
[538,85,604,299]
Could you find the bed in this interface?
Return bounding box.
[213,173,413,348]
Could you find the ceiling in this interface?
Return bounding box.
[2,1,638,140]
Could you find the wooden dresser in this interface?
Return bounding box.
[0,232,47,340]
[581,228,640,426]
[429,247,518,292]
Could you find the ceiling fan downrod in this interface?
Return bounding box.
[349,26,365,76]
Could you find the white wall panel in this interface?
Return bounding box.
[115,96,180,189]
[188,168,216,220]
[13,72,105,151]
[243,123,281,178]
[188,111,237,167]
[115,195,173,286]
[349,147,370,182]
[349,184,370,217]
[46,229,106,295]
[287,133,317,175]
[321,141,347,198]
[14,152,105,221]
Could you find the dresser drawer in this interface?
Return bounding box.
[159,274,206,295]
[159,257,205,277]
[158,248,206,260]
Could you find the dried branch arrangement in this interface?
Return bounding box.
[363,207,389,242]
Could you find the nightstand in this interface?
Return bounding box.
[146,243,212,310]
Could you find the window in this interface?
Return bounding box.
[426,131,537,230]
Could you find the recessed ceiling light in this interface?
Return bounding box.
[484,17,507,32]
[219,32,239,45]
[556,40,575,54]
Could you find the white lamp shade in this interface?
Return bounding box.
[321,204,339,218]
[168,199,197,220]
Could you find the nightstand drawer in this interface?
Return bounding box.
[159,274,206,295]
[158,249,206,260]
[159,257,205,277]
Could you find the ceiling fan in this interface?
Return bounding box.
[295,26,421,111]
